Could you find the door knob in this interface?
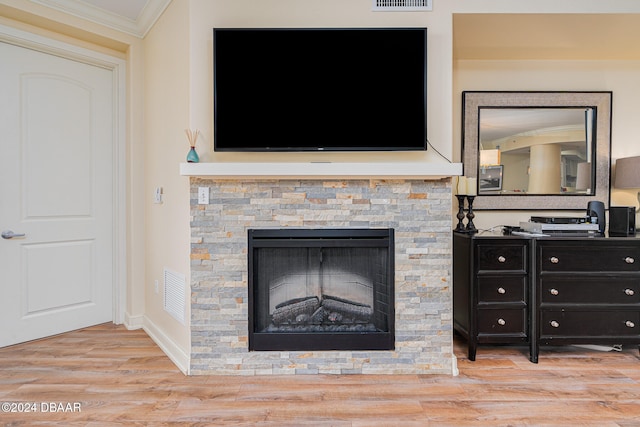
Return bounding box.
[1,230,26,239]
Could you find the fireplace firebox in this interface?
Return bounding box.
[248,228,395,351]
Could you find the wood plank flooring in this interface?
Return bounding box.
[1,323,639,426]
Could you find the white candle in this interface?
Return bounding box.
[457,176,467,195]
[466,177,477,196]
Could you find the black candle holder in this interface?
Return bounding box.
[454,195,479,234]
[465,196,477,233]
[454,195,466,232]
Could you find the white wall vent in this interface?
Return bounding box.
[372,0,432,11]
[164,268,186,325]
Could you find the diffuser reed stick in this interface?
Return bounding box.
[185,129,200,148]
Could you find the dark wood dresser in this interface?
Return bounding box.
[453,232,640,363]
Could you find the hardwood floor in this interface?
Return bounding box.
[1,324,639,426]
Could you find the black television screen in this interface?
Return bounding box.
[213,28,427,152]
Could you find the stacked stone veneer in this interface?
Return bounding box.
[190,177,453,375]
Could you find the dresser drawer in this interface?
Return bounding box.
[540,310,640,337]
[478,276,527,304]
[540,277,640,305]
[538,243,640,272]
[478,308,527,335]
[476,243,527,272]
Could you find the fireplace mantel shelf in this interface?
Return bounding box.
[180,162,462,179]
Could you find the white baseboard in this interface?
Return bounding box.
[451,355,459,376]
[142,316,190,375]
[123,312,144,330]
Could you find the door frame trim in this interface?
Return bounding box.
[0,23,127,324]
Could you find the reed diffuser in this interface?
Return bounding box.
[185,129,200,163]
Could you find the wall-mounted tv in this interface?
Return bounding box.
[213,28,427,152]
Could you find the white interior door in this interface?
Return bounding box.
[0,40,115,347]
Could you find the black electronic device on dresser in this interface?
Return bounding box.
[609,206,636,236]
[453,232,640,363]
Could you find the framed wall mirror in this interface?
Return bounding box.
[462,91,612,210]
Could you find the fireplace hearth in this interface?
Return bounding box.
[248,228,395,351]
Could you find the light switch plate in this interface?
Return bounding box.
[198,187,209,205]
[154,187,163,204]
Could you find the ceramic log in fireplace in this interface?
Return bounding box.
[248,228,395,351]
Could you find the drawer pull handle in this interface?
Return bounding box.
[550,256,559,264]
[497,318,506,326]
[497,287,506,294]
[497,256,506,263]
[550,288,559,296]
[626,321,636,328]
[550,320,560,328]
[625,288,635,296]
[625,257,635,264]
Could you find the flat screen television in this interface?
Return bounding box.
[213,28,427,152]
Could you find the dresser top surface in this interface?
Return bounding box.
[454,231,640,242]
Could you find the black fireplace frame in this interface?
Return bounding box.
[248,228,395,351]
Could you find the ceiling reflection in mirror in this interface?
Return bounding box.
[478,107,595,196]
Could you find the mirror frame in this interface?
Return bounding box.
[462,91,612,210]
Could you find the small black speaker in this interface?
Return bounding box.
[609,206,636,237]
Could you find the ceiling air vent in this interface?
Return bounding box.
[372,0,432,11]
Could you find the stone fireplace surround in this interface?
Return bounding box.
[189,175,454,375]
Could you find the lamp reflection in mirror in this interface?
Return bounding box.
[480,148,501,166]
[614,156,640,212]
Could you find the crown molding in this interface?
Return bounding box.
[29,0,172,38]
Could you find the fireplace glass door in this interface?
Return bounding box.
[248,229,395,351]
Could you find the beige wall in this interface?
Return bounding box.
[5,0,640,372]
[454,59,640,230]
[449,1,640,230]
[0,0,132,53]
[187,0,453,164]
[451,0,640,14]
[142,0,191,364]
